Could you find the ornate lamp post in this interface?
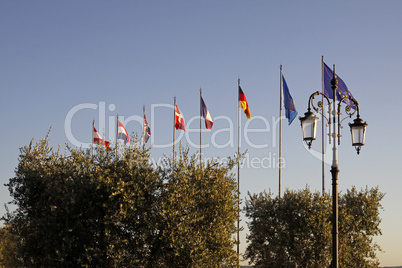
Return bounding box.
[299,65,367,268]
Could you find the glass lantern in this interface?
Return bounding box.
[299,111,319,149]
[349,116,368,154]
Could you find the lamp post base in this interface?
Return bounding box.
[330,165,339,268]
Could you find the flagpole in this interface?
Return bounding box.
[200,88,202,166]
[173,96,176,163]
[279,65,283,199]
[321,56,325,194]
[237,78,241,267]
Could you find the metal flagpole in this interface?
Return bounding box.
[173,96,176,163]
[200,88,202,166]
[279,65,283,198]
[237,78,241,267]
[322,56,325,194]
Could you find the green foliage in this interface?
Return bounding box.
[157,146,239,267]
[0,224,20,267]
[245,187,384,268]
[244,189,332,267]
[338,187,384,267]
[2,137,239,267]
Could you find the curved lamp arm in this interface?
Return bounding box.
[300,91,333,149]
[307,91,332,113]
[308,91,333,142]
[337,95,360,145]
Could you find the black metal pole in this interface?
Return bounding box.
[331,66,339,268]
[330,165,339,268]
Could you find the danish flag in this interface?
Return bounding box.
[175,104,185,131]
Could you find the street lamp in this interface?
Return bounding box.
[299,110,319,149]
[349,116,368,154]
[299,65,367,268]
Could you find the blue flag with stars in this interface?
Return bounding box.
[324,62,355,109]
[282,75,298,125]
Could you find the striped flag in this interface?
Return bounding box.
[93,127,111,149]
[117,121,129,143]
[200,96,213,129]
[239,86,251,118]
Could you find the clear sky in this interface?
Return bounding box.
[1,1,401,266]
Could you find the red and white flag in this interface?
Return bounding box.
[143,113,151,143]
[117,120,129,143]
[93,127,111,149]
[200,96,213,129]
[175,104,185,131]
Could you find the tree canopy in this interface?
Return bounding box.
[2,137,239,267]
[244,187,384,267]
[1,135,385,267]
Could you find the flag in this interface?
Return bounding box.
[117,120,129,143]
[200,96,213,129]
[175,104,185,131]
[323,62,355,108]
[239,86,251,118]
[143,113,151,143]
[93,127,111,149]
[282,75,298,125]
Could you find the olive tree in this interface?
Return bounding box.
[2,137,240,267]
[245,187,384,268]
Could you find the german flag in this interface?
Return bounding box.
[239,86,251,118]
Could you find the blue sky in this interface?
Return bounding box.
[1,1,401,265]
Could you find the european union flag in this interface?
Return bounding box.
[282,75,298,125]
[323,62,355,109]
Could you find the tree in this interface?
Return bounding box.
[154,146,239,267]
[0,223,20,267]
[338,187,384,267]
[2,136,239,267]
[2,137,164,267]
[245,187,384,268]
[244,189,332,267]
